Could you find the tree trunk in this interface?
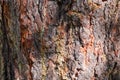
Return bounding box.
[0,0,120,80]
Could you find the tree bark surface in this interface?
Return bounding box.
[0,0,120,80]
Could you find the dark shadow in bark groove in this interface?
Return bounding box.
[65,15,84,47]
[104,17,120,80]
[1,1,15,80]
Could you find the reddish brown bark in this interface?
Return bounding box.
[0,0,120,80]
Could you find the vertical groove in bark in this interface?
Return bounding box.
[1,1,14,80]
[0,0,21,80]
[0,2,4,80]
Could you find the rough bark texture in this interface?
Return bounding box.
[0,0,120,80]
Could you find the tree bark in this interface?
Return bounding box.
[0,0,120,80]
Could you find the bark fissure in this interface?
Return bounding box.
[1,1,14,80]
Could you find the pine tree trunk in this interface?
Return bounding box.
[0,0,120,80]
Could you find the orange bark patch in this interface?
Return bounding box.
[114,50,119,57]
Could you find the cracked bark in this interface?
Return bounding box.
[0,0,120,80]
